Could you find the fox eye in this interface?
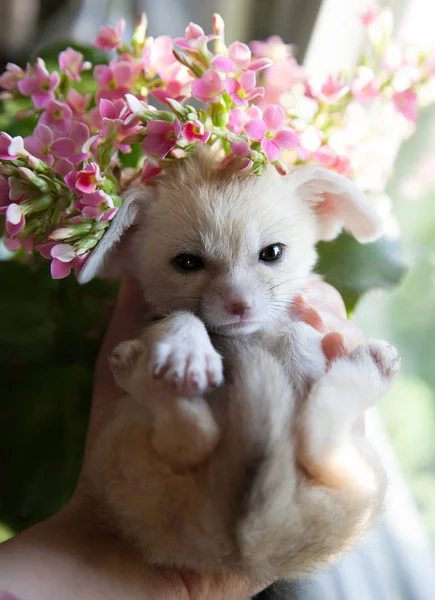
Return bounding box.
[172,253,205,272]
[259,243,285,263]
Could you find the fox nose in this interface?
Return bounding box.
[225,299,251,317]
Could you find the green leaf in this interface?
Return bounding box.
[315,232,408,313]
[0,97,38,137]
[0,259,118,532]
[0,363,91,532]
[119,143,143,168]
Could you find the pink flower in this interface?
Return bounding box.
[39,100,73,133]
[182,120,211,144]
[209,56,234,74]
[298,126,347,170]
[78,190,117,221]
[54,159,74,178]
[231,140,251,157]
[227,106,262,134]
[0,63,24,90]
[174,22,215,51]
[141,158,162,182]
[225,71,264,106]
[94,60,135,102]
[351,66,380,102]
[0,132,19,160]
[151,79,192,103]
[24,124,54,165]
[5,203,25,237]
[227,42,251,69]
[150,63,193,103]
[392,90,418,122]
[244,105,299,161]
[309,75,349,105]
[17,58,60,108]
[64,170,80,193]
[99,97,125,127]
[65,89,91,116]
[50,243,88,279]
[118,53,146,80]
[59,47,91,80]
[94,19,125,51]
[4,236,32,253]
[52,258,74,279]
[311,145,351,175]
[250,36,292,61]
[191,69,224,103]
[142,119,181,158]
[98,98,139,152]
[219,140,252,171]
[3,237,19,252]
[360,6,380,27]
[260,57,306,107]
[143,36,178,75]
[211,42,272,73]
[51,122,90,163]
[143,36,193,102]
[75,163,102,194]
[8,136,27,158]
[88,107,103,133]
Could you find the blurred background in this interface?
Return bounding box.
[1,0,435,598]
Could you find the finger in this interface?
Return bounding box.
[291,296,327,333]
[87,277,146,445]
[339,320,366,352]
[301,278,347,319]
[180,570,267,600]
[95,276,146,385]
[321,332,346,363]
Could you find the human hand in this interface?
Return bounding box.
[291,278,365,362]
[0,277,265,600]
[291,279,367,434]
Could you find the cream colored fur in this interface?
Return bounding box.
[85,319,397,578]
[80,148,397,579]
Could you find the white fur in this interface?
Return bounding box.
[81,148,396,579]
[85,319,396,578]
[146,311,223,396]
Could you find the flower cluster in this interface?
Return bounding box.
[0,7,434,278]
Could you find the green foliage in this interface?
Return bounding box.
[0,259,117,532]
[119,144,143,168]
[316,232,407,313]
[0,97,37,138]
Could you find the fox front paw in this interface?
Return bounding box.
[149,327,223,397]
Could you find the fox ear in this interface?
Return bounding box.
[78,188,147,284]
[287,166,383,243]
